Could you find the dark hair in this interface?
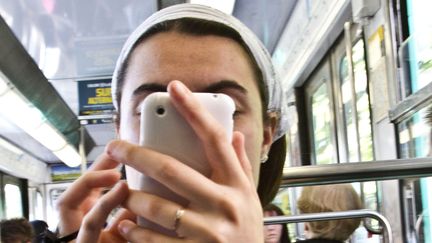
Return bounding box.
[263,203,290,243]
[115,18,286,206]
[259,136,286,205]
[426,105,432,127]
[0,218,34,243]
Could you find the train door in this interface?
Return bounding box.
[330,32,379,235]
[0,172,28,219]
[392,0,432,241]
[304,59,338,165]
[396,106,432,242]
[296,26,380,241]
[391,0,432,241]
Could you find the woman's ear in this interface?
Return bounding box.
[304,223,315,239]
[261,111,278,158]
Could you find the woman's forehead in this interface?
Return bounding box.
[124,32,257,89]
[132,31,251,63]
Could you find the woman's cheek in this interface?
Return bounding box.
[235,118,263,180]
[119,113,140,144]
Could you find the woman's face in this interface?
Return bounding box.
[263,210,283,243]
[118,31,274,183]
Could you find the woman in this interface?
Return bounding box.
[296,184,362,243]
[56,3,288,242]
[263,204,290,243]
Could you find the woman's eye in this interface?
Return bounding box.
[233,110,241,118]
[134,101,145,116]
[133,107,142,117]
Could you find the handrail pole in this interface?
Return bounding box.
[344,21,362,161]
[282,157,432,187]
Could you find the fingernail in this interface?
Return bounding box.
[105,140,120,157]
[169,80,188,96]
[118,220,133,235]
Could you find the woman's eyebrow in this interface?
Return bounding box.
[132,83,167,97]
[131,80,247,97]
[202,80,248,94]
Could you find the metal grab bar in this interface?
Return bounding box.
[264,209,393,243]
[281,157,432,187]
[344,21,362,162]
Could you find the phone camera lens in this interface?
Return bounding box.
[212,94,218,98]
[156,106,165,116]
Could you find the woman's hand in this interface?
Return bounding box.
[105,81,264,242]
[56,154,133,243]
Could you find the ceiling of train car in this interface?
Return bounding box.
[0,0,296,166]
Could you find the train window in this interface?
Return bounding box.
[340,56,358,161]
[283,94,302,168]
[398,0,432,97]
[4,183,23,218]
[340,38,379,232]
[398,107,430,158]
[304,59,338,165]
[303,37,374,167]
[35,191,43,220]
[298,34,381,236]
[311,82,335,164]
[45,183,69,231]
[0,173,27,219]
[397,105,432,241]
[28,187,44,221]
[339,39,373,162]
[352,40,373,161]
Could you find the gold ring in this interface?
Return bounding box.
[174,208,185,232]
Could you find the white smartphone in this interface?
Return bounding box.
[125,92,235,234]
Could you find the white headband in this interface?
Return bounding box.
[111,3,288,140]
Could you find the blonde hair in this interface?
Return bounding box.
[297,184,362,241]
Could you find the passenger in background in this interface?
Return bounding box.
[29,220,49,243]
[296,184,362,243]
[29,220,59,243]
[0,218,34,243]
[264,203,291,243]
